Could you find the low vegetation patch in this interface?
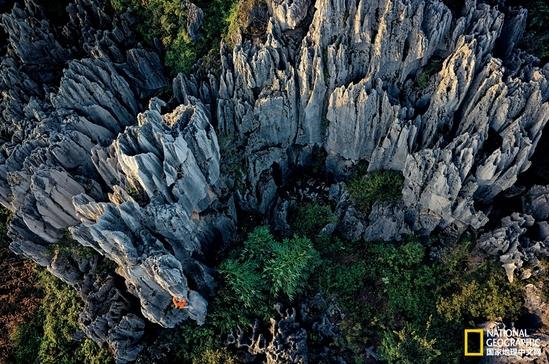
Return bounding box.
[10,270,112,364]
[347,170,404,214]
[3,207,111,363]
[290,202,337,238]
[309,234,523,363]
[110,0,239,73]
[175,226,320,361]
[416,58,443,89]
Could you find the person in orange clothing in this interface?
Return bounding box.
[172,296,188,309]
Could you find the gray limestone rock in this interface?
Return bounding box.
[476,213,548,283]
[71,99,234,327]
[523,185,549,221]
[80,275,146,364]
[2,0,549,361]
[227,306,308,364]
[184,1,204,41]
[214,0,548,240]
[269,0,310,30]
[0,0,168,361]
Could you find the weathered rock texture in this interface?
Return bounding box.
[71,98,234,327]
[476,184,549,283]
[227,306,309,364]
[0,0,233,362]
[1,0,549,362]
[204,0,549,242]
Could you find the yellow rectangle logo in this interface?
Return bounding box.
[464,329,484,356]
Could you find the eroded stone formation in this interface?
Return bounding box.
[71,98,234,328]
[211,0,548,241]
[0,0,234,361]
[0,0,548,362]
[227,306,308,364]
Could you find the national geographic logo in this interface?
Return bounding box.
[464,329,483,356]
[464,327,542,358]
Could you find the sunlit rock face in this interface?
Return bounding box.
[0,0,548,362]
[0,0,234,361]
[71,99,234,328]
[212,0,548,239]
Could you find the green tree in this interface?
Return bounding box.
[110,0,238,73]
[263,236,320,299]
[241,225,277,262]
[219,258,265,309]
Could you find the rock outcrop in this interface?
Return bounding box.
[1,0,549,362]
[476,184,549,283]
[71,98,234,327]
[227,306,309,364]
[0,0,229,361]
[214,0,549,240]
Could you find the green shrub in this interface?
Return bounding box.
[434,238,522,324]
[224,0,243,45]
[223,227,319,301]
[38,271,115,364]
[241,225,277,262]
[415,58,442,90]
[37,270,82,363]
[110,0,238,73]
[10,313,43,364]
[219,258,265,309]
[263,236,320,299]
[169,226,527,364]
[290,202,336,237]
[379,325,441,364]
[437,265,522,323]
[310,234,525,362]
[223,0,267,46]
[10,270,113,364]
[75,339,114,364]
[416,72,430,89]
[318,259,368,298]
[175,316,239,363]
[205,285,261,332]
[367,239,438,324]
[49,229,96,259]
[193,348,236,364]
[176,324,223,363]
[109,0,125,11]
[313,237,439,360]
[316,238,369,299]
[347,170,404,213]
